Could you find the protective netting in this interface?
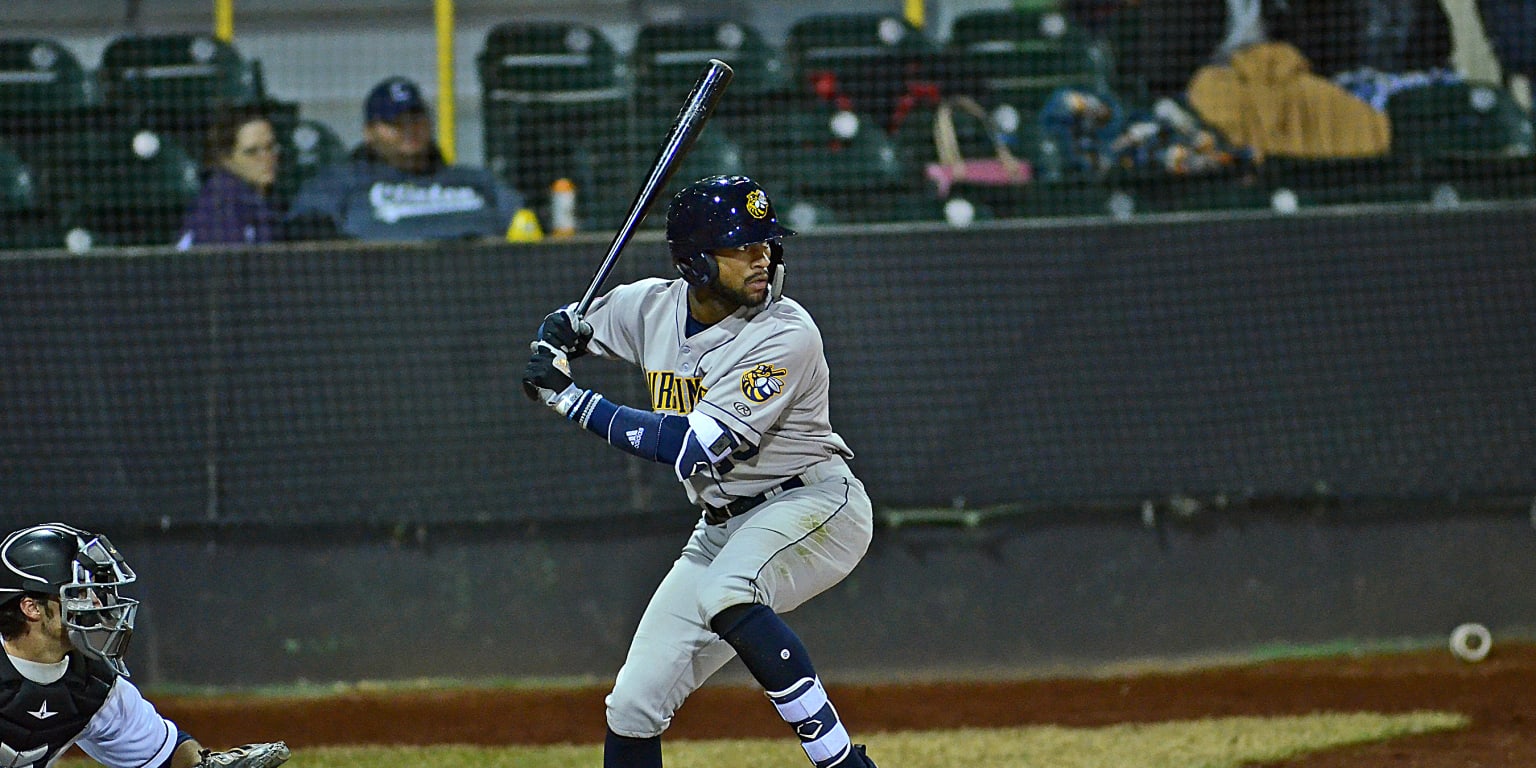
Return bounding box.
[2,3,1534,245]
[2,207,1533,529]
[1,4,1534,529]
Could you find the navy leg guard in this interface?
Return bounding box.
[605,728,662,768]
[712,604,858,768]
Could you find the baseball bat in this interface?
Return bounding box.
[573,59,734,317]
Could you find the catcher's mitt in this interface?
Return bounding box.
[195,742,291,768]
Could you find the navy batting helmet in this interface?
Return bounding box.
[666,175,796,288]
[1,523,139,675]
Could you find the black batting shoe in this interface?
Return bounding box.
[851,744,877,767]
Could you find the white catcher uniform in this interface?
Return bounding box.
[582,276,875,737]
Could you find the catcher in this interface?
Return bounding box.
[0,523,291,768]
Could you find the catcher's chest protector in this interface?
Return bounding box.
[0,653,115,768]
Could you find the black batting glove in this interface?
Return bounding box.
[537,306,593,359]
[521,341,584,415]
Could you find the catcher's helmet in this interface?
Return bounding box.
[666,175,796,289]
[1,523,139,675]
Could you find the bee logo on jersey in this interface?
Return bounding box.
[745,189,770,219]
[740,363,787,403]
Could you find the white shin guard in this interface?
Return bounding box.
[768,676,854,767]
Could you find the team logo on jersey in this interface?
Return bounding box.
[648,371,706,413]
[745,189,770,219]
[27,701,56,719]
[740,363,787,403]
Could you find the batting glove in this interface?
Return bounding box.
[537,306,593,359]
[522,341,585,415]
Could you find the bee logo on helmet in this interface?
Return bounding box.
[666,175,796,295]
[745,189,770,219]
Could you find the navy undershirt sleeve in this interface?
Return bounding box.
[570,392,690,463]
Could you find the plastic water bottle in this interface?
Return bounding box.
[550,178,577,237]
[1037,139,1063,183]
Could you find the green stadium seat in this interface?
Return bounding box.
[571,121,749,233]
[98,34,262,111]
[478,22,628,94]
[784,13,935,124]
[756,101,926,223]
[937,176,1111,221]
[1107,168,1271,215]
[1387,81,1534,158]
[1260,156,1426,208]
[15,123,200,246]
[0,143,36,214]
[617,22,797,151]
[478,22,633,215]
[1383,81,1536,202]
[945,8,1109,113]
[631,19,789,115]
[785,12,932,67]
[0,142,67,250]
[891,96,1031,176]
[273,117,346,205]
[0,38,93,112]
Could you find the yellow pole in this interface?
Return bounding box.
[434,0,457,164]
[904,0,925,29]
[214,0,234,42]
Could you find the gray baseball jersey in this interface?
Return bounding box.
[580,277,874,741]
[582,277,854,509]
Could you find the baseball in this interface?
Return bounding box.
[1271,188,1299,215]
[829,110,860,140]
[131,130,161,159]
[64,228,93,254]
[1107,190,1135,221]
[943,198,976,228]
[1449,622,1492,663]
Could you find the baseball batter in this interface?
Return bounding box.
[521,175,878,768]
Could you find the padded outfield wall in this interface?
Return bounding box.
[2,205,1534,684]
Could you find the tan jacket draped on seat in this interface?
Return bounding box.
[1187,42,1392,159]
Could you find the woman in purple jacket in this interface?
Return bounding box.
[177,106,281,247]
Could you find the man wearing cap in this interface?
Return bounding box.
[286,76,524,241]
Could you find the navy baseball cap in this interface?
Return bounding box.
[365,77,429,123]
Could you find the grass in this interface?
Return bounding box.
[62,711,1465,768]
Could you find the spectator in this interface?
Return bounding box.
[286,76,523,241]
[176,105,281,248]
[1269,0,1451,76]
[1478,0,1536,103]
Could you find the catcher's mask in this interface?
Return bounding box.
[666,175,796,298]
[1,523,139,676]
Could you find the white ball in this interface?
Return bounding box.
[943,197,976,227]
[131,130,161,159]
[1271,188,1299,215]
[1449,623,1492,663]
[786,201,820,231]
[1107,190,1135,221]
[829,110,860,140]
[64,228,93,254]
[1040,12,1068,39]
[992,104,1021,134]
[1430,184,1461,209]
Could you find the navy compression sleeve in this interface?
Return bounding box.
[564,390,687,462]
[563,389,737,480]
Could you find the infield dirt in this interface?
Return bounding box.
[155,642,1536,767]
